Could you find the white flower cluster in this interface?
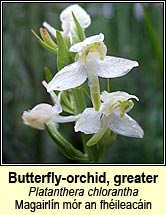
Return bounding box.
[22,4,144,147]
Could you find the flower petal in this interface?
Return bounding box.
[70,33,104,53]
[47,62,87,92]
[100,91,139,117]
[97,56,139,78]
[56,115,79,123]
[108,111,144,138]
[74,108,101,134]
[42,80,62,112]
[101,91,139,103]
[22,103,56,130]
[60,4,91,29]
[43,22,57,38]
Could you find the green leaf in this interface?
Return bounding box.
[56,31,72,70]
[44,67,53,83]
[64,37,71,49]
[31,29,57,55]
[81,134,104,163]
[72,12,86,42]
[45,123,88,161]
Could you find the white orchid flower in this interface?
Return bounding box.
[75,91,144,145]
[22,103,79,130]
[43,4,91,43]
[46,33,139,111]
[22,103,60,130]
[22,81,78,130]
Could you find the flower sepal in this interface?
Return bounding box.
[45,123,88,161]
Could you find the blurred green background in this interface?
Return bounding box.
[3,2,164,164]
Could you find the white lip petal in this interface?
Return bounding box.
[108,111,144,138]
[74,108,101,134]
[46,62,87,92]
[97,56,139,78]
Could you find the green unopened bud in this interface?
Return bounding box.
[31,29,57,54]
[40,28,57,49]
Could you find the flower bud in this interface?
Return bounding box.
[22,103,58,130]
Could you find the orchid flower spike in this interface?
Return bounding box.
[75,91,144,145]
[46,33,139,111]
[43,4,91,43]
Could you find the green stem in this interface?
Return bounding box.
[72,86,102,163]
[81,134,104,163]
[45,123,88,162]
[107,78,111,93]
